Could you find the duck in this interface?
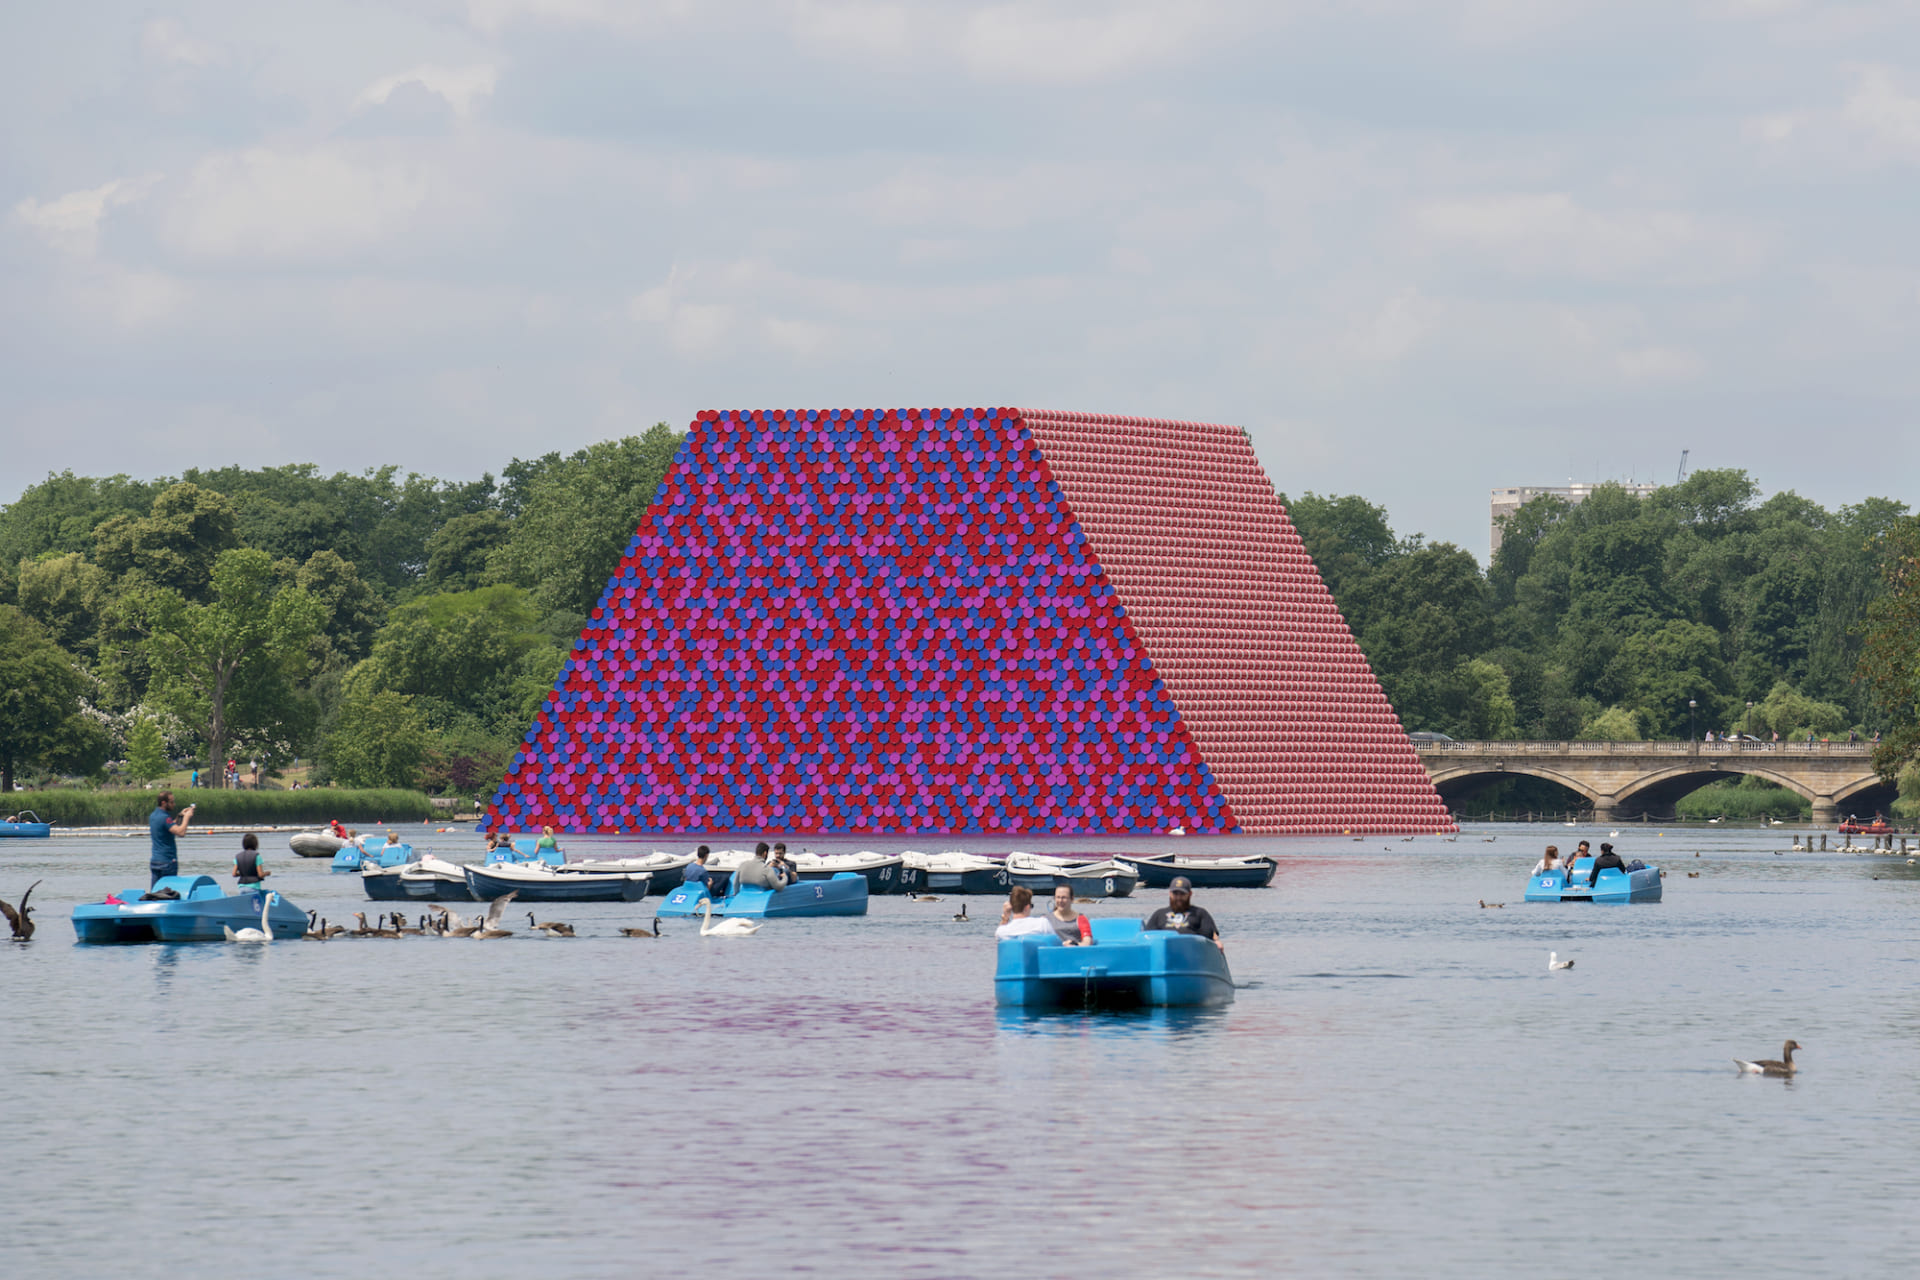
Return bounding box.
[619,918,664,937]
[527,912,575,937]
[1479,899,1504,909]
[1687,871,1700,878]
[2,880,42,940]
[1734,1040,1801,1076]
[1548,951,1574,970]
[223,892,279,944]
[952,902,969,922]
[697,898,761,937]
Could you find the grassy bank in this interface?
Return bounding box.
[1674,777,1811,821]
[6,788,435,828]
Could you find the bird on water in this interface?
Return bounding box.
[1548,952,1574,970]
[952,902,969,922]
[1479,899,1505,909]
[1,881,40,940]
[1734,1040,1801,1076]
[696,898,760,936]
[619,917,663,937]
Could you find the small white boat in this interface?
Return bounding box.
[288,830,348,858]
[901,850,1010,894]
[1004,852,1139,898]
[462,860,653,902]
[362,855,470,901]
[787,850,907,894]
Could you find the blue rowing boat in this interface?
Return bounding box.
[1524,858,1662,904]
[71,877,307,943]
[994,919,1235,1008]
[656,871,869,918]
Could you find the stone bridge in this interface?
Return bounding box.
[1414,740,1891,823]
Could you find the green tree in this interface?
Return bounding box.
[1859,513,1920,781]
[1275,491,1399,603]
[1577,706,1646,741]
[136,548,324,786]
[295,549,384,664]
[359,585,566,739]
[125,712,170,784]
[1608,619,1732,737]
[491,426,683,614]
[324,683,433,788]
[1457,658,1519,740]
[1749,680,1851,741]
[14,552,111,656]
[93,482,239,598]
[0,606,108,791]
[423,510,511,593]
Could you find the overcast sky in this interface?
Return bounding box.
[5,1,1917,559]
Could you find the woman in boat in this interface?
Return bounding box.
[535,825,560,853]
[232,833,270,888]
[1045,884,1086,945]
[1531,845,1562,876]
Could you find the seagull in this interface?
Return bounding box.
[1734,1040,1801,1076]
[1549,951,1574,970]
[952,902,969,921]
[697,898,761,936]
[224,892,279,944]
[1479,899,1505,909]
[483,891,517,930]
[1,880,40,940]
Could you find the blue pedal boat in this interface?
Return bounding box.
[656,871,870,919]
[995,919,1235,1008]
[331,839,415,873]
[1,810,51,838]
[486,837,565,867]
[1525,858,1662,904]
[72,877,307,943]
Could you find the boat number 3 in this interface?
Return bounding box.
[1104,879,1115,894]
[994,871,1009,886]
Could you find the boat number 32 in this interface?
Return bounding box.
[813,885,824,898]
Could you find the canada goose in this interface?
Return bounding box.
[1687,871,1700,878]
[1734,1040,1801,1076]
[697,898,761,937]
[1075,897,1096,904]
[906,892,943,902]
[351,912,376,937]
[482,891,518,931]
[224,892,278,944]
[619,917,664,937]
[1479,900,1505,909]
[952,903,969,922]
[2,880,42,940]
[370,914,403,939]
[1548,951,1574,970]
[528,912,575,937]
[473,926,514,939]
[392,915,425,936]
[303,912,327,941]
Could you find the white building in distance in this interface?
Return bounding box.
[1490,482,1660,557]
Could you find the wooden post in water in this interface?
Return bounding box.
[1820,833,1828,851]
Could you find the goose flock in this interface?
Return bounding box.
[279,891,671,942]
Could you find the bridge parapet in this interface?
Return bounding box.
[1413,740,1883,822]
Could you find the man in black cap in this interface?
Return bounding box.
[1143,876,1224,950]
[1586,841,1628,887]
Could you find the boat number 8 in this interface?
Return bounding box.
[1104,879,1114,894]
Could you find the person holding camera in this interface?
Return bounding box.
[148,790,196,886]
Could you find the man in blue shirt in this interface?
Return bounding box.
[681,846,713,893]
[149,791,195,886]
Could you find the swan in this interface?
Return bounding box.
[1734,1039,1800,1076]
[697,898,761,937]
[224,892,278,944]
[1608,830,1620,838]
[1548,951,1574,970]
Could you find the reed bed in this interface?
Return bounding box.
[7,788,435,828]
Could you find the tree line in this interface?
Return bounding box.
[2,448,1915,815]
[0,426,681,794]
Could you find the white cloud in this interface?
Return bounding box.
[161,147,429,260]
[1414,192,1738,278]
[787,1,914,58]
[141,18,221,67]
[1844,65,1920,155]
[357,64,499,117]
[956,4,1208,82]
[1616,344,1704,382]
[14,177,160,256]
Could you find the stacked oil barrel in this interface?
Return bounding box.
[487,407,1456,836]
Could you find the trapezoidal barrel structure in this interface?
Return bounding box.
[488,407,1456,836]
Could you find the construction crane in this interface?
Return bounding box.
[1675,449,1689,484]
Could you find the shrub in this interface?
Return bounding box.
[1674,776,1811,820]
[5,787,434,828]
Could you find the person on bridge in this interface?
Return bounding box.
[1587,842,1628,886]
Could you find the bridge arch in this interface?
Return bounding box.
[1426,764,1601,810]
[1613,765,1818,812]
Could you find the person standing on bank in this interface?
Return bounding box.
[1144,876,1224,950]
[148,791,195,886]
[233,833,269,888]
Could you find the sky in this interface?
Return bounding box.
[4,0,1918,560]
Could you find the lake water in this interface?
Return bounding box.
[4,823,1918,1278]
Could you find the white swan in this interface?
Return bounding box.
[225,892,278,944]
[697,898,761,937]
[1548,951,1574,970]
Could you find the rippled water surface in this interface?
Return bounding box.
[4,823,1919,1278]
